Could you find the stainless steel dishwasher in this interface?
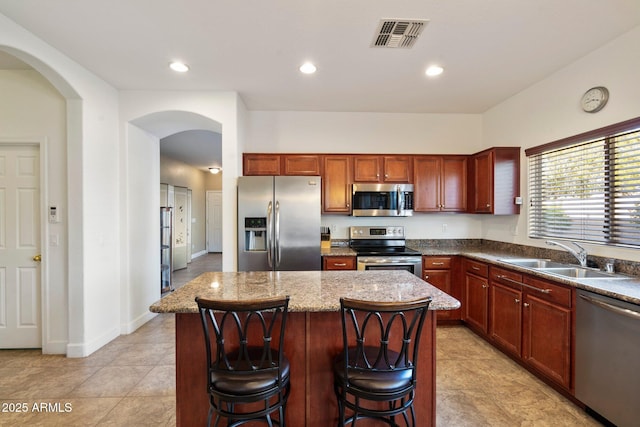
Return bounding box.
[576,289,640,427]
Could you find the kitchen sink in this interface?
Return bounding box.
[500,258,628,280]
[499,258,566,269]
[537,267,624,279]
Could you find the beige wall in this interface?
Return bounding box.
[0,69,70,347]
[159,156,223,254]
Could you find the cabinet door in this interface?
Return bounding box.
[413,156,441,212]
[441,156,467,212]
[424,269,454,320]
[283,155,321,176]
[383,156,412,183]
[522,294,572,389]
[322,156,352,213]
[323,256,356,270]
[243,154,281,176]
[472,151,493,213]
[490,282,522,357]
[464,273,489,335]
[353,156,381,182]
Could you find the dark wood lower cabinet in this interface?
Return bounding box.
[469,263,575,394]
[463,272,489,334]
[490,282,522,357]
[523,294,572,389]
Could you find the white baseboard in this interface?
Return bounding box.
[121,310,157,335]
[66,325,120,358]
[42,340,68,355]
[191,249,207,259]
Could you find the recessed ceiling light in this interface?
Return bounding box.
[209,167,221,174]
[299,62,317,74]
[169,61,189,72]
[425,65,444,77]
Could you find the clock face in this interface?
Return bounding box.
[581,86,609,113]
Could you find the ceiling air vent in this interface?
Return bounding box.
[371,19,428,49]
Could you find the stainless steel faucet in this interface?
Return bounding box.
[545,240,588,267]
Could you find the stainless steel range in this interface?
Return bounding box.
[350,226,422,277]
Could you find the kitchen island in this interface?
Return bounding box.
[150,270,460,427]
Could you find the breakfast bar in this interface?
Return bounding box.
[150,270,460,426]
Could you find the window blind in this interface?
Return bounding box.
[529,127,640,247]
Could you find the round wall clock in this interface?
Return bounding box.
[581,86,609,113]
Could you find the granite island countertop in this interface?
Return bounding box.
[150,270,460,314]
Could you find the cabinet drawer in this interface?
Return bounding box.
[490,266,523,289]
[323,256,356,270]
[423,257,452,269]
[465,259,488,277]
[523,276,572,308]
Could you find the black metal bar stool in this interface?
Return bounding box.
[196,295,291,427]
[333,297,432,426]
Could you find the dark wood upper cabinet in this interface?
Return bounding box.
[468,147,520,215]
[353,155,412,183]
[322,155,352,214]
[414,156,466,212]
[282,155,321,176]
[353,156,381,182]
[243,154,281,176]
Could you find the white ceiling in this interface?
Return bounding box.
[160,130,222,172]
[2,1,639,171]
[1,0,639,114]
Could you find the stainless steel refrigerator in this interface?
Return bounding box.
[238,176,321,271]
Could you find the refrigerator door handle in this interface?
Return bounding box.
[275,201,281,267]
[267,201,273,268]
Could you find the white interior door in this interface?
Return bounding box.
[206,191,223,252]
[0,145,41,348]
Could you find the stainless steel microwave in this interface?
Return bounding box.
[351,183,414,217]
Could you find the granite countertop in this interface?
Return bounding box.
[463,251,640,306]
[320,244,640,305]
[149,270,460,314]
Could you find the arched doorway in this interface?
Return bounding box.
[121,110,223,333]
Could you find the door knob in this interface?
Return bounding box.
[33,254,42,262]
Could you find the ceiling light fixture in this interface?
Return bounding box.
[425,65,444,77]
[299,62,317,74]
[169,61,190,72]
[209,167,221,174]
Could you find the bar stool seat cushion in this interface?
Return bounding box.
[334,347,413,393]
[211,349,290,396]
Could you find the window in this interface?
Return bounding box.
[527,117,640,248]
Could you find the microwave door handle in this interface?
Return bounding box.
[397,186,402,215]
[267,201,273,268]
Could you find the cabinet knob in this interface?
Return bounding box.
[424,275,429,279]
[523,302,530,308]
[514,298,520,303]
[486,204,491,208]
[482,284,488,289]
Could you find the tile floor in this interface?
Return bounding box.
[0,253,602,426]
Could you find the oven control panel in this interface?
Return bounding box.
[350,226,405,240]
